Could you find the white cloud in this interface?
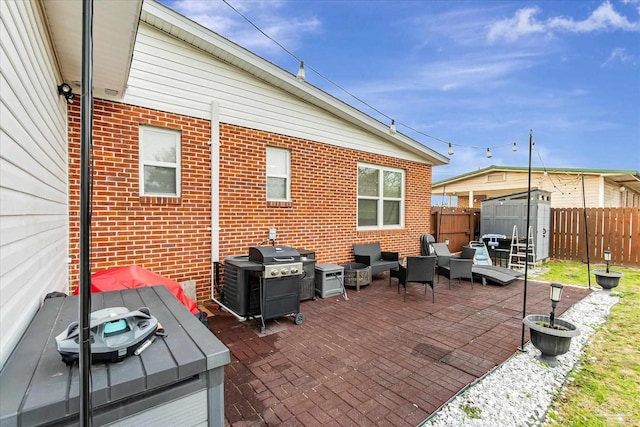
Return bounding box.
[487,7,548,42]
[548,1,639,32]
[166,0,321,54]
[487,1,640,43]
[601,47,633,66]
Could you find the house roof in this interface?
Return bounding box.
[40,0,143,98]
[40,0,448,166]
[140,1,448,166]
[433,165,640,194]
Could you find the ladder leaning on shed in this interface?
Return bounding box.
[508,225,536,270]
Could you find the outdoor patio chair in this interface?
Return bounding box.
[353,242,399,285]
[420,234,436,256]
[397,256,437,302]
[431,242,452,264]
[460,246,476,260]
[431,243,474,289]
[448,258,474,289]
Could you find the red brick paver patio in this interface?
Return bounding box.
[206,275,590,426]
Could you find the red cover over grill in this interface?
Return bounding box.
[72,265,200,315]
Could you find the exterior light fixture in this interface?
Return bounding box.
[448,143,454,155]
[604,249,611,273]
[296,61,305,82]
[549,282,563,328]
[57,83,75,103]
[389,119,397,135]
[512,142,517,152]
[486,148,492,158]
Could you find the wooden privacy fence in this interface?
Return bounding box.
[551,207,640,266]
[430,208,480,254]
[430,206,640,266]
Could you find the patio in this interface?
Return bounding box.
[205,274,590,426]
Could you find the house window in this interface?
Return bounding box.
[357,164,404,228]
[266,147,290,201]
[139,126,181,196]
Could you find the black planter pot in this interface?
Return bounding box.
[523,314,580,366]
[593,270,623,290]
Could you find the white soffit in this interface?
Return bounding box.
[40,0,143,98]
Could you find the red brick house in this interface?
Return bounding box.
[2,0,447,366]
[65,1,448,302]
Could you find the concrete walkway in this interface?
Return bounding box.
[206,274,590,426]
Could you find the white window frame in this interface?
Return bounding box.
[139,125,181,197]
[357,163,405,229]
[266,146,291,201]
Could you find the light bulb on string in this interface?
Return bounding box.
[512,142,517,152]
[389,119,397,135]
[486,148,492,158]
[448,143,454,155]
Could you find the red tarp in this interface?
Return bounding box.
[73,265,200,315]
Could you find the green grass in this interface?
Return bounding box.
[459,403,482,419]
[534,260,640,427]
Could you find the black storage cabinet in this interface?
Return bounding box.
[296,249,316,301]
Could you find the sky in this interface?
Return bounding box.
[159,0,640,182]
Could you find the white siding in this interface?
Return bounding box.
[0,0,68,369]
[122,24,424,163]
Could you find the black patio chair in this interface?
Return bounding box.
[397,256,437,302]
[353,242,399,285]
[420,234,436,256]
[449,257,474,289]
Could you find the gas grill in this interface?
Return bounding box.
[248,245,303,278]
[223,245,305,333]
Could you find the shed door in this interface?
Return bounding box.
[536,203,551,260]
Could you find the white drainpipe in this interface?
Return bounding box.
[210,101,220,300]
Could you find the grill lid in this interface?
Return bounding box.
[249,246,300,264]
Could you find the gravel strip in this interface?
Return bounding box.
[421,288,619,427]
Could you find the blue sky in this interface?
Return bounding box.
[160,0,640,182]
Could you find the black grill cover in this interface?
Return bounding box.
[249,246,300,264]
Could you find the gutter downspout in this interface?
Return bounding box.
[210,101,220,301]
[207,103,248,322]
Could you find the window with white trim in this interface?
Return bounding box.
[266,147,291,201]
[357,164,404,228]
[139,126,181,196]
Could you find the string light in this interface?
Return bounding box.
[512,142,518,152]
[486,148,492,158]
[448,143,454,156]
[389,119,397,135]
[297,61,305,82]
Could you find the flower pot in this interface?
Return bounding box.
[592,270,622,290]
[523,314,580,366]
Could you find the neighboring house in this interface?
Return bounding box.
[433,166,640,209]
[1,0,447,368]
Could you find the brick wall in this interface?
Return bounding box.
[69,100,433,302]
[68,100,212,300]
[218,124,433,265]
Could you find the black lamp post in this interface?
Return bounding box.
[604,249,611,273]
[519,130,533,350]
[549,283,563,328]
